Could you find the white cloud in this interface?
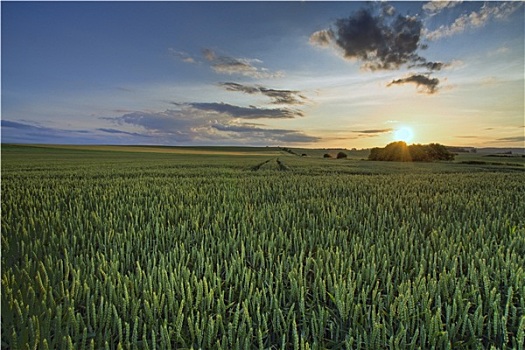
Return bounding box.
[423,1,462,15]
[203,49,283,79]
[488,46,510,57]
[168,49,196,64]
[425,2,523,40]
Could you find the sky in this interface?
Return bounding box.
[2,1,524,148]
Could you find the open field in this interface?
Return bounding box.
[27,144,284,157]
[2,144,524,349]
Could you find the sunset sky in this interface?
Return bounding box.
[2,1,524,148]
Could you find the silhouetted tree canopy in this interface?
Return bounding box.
[336,152,348,159]
[368,142,454,162]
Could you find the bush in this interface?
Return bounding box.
[336,152,347,159]
[323,153,331,158]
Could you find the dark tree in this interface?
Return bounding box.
[368,142,454,162]
[426,143,455,161]
[336,152,348,159]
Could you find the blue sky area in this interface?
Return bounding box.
[2,1,524,148]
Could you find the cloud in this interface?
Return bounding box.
[107,109,318,145]
[409,61,447,71]
[219,82,308,105]
[168,49,196,63]
[203,48,216,61]
[455,135,481,140]
[353,128,393,134]
[309,4,447,95]
[168,48,283,78]
[309,30,334,47]
[387,74,440,94]
[2,120,90,135]
[97,128,146,137]
[351,128,393,138]
[488,46,510,57]
[2,120,36,129]
[381,3,396,17]
[495,136,525,143]
[425,2,523,40]
[1,120,145,144]
[184,102,303,119]
[3,111,318,145]
[310,7,437,71]
[423,1,461,15]
[258,88,307,105]
[220,82,260,94]
[202,49,282,79]
[110,110,200,142]
[211,123,320,143]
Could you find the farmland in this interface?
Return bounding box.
[2,144,524,349]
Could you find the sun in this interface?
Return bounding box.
[393,127,414,143]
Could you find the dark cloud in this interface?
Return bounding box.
[496,136,525,143]
[219,82,307,105]
[112,109,136,114]
[211,123,320,143]
[259,88,307,105]
[186,102,303,119]
[456,135,480,139]
[309,5,448,95]
[352,128,393,138]
[220,82,260,94]
[311,7,438,71]
[97,128,146,137]
[202,49,282,78]
[354,128,393,134]
[2,120,91,135]
[387,74,440,94]
[409,61,447,71]
[2,120,36,129]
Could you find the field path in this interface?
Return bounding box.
[250,158,291,171]
[251,159,273,171]
[276,158,290,171]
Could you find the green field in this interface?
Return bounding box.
[2,144,524,349]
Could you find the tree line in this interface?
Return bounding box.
[368,141,455,162]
